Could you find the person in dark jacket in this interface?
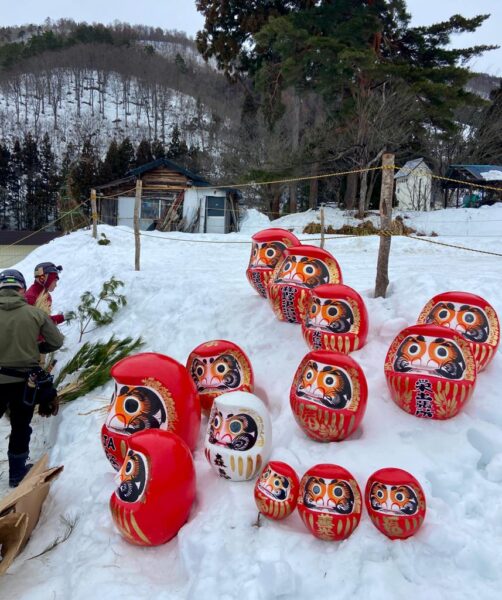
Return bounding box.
[25,262,64,325]
[0,269,64,487]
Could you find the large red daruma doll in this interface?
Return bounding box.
[417,291,500,373]
[254,461,300,520]
[385,324,477,420]
[267,245,342,324]
[302,284,369,353]
[101,353,200,470]
[110,430,196,546]
[365,468,426,540]
[290,350,367,442]
[297,464,362,541]
[186,340,254,414]
[246,228,301,298]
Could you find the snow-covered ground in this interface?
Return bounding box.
[1,205,502,599]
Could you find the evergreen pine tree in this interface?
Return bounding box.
[0,142,12,229]
[69,137,101,212]
[167,125,189,164]
[100,139,122,183]
[151,138,166,160]
[38,133,60,225]
[135,139,153,166]
[22,132,41,230]
[9,140,23,229]
[118,137,135,174]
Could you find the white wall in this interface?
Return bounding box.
[395,173,432,211]
[183,188,228,233]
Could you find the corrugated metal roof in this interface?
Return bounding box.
[447,164,502,182]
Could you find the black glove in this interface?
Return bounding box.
[38,392,59,417]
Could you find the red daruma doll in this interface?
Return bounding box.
[297,464,362,541]
[290,350,367,442]
[365,468,426,540]
[246,228,300,298]
[417,291,500,373]
[110,430,196,546]
[385,324,477,420]
[254,461,300,520]
[186,340,254,414]
[267,245,342,324]
[302,284,369,353]
[101,353,200,470]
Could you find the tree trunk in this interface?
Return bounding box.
[344,172,358,210]
[309,164,319,209]
[357,170,368,219]
[374,153,395,298]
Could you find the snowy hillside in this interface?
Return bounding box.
[1,208,502,599]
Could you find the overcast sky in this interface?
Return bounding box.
[1,0,500,75]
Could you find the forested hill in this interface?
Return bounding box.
[0,20,240,163]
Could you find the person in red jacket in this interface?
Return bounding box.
[25,262,64,325]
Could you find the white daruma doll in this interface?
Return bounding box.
[290,350,367,442]
[297,464,362,541]
[302,283,369,353]
[186,340,254,414]
[246,228,300,298]
[384,324,477,420]
[365,468,426,540]
[254,461,300,520]
[417,291,500,373]
[267,245,342,324]
[204,391,272,481]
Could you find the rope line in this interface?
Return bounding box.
[407,235,502,257]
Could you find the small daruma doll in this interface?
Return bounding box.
[290,350,367,442]
[246,228,301,298]
[417,291,500,373]
[384,324,477,420]
[110,430,196,546]
[204,391,272,481]
[186,340,254,414]
[267,245,342,324]
[254,461,300,520]
[365,468,426,540]
[102,352,200,470]
[297,464,362,541]
[302,284,369,353]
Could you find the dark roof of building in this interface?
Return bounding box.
[446,164,502,182]
[0,231,62,246]
[127,158,211,186]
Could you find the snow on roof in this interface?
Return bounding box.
[448,164,502,182]
[394,158,430,179]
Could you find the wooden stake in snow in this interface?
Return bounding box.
[374,153,395,298]
[91,188,97,239]
[134,178,142,271]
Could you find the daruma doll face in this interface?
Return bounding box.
[246,229,300,298]
[384,324,477,420]
[297,464,362,541]
[365,468,426,540]
[102,353,200,470]
[290,350,367,442]
[302,283,369,354]
[204,391,272,481]
[109,430,196,547]
[254,461,300,520]
[417,291,499,372]
[267,245,342,324]
[186,340,254,414]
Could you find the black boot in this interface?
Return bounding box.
[8,452,33,488]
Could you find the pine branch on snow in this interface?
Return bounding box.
[55,336,144,403]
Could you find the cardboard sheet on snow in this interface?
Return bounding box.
[0,454,63,575]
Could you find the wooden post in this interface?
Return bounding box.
[320,205,325,248]
[134,179,142,271]
[374,153,395,298]
[91,188,97,239]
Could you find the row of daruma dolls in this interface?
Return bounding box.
[247,227,500,420]
[100,347,425,546]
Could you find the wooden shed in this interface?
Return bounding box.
[96,158,241,233]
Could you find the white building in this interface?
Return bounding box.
[97,158,240,234]
[394,158,432,211]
